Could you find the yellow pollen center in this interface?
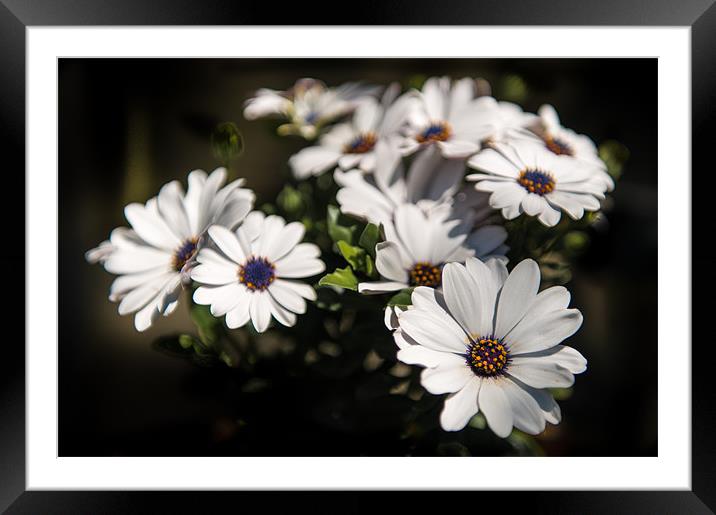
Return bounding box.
[466,336,509,377]
[517,169,556,196]
[409,262,442,287]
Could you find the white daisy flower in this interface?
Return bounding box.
[397,76,493,159]
[391,257,586,436]
[334,142,479,225]
[470,96,538,144]
[519,104,614,192]
[190,211,325,333]
[357,203,508,294]
[243,78,380,140]
[288,84,416,179]
[466,140,607,227]
[86,168,255,331]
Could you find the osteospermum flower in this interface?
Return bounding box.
[470,96,538,144]
[191,211,325,332]
[397,76,493,158]
[520,104,614,192]
[391,257,586,435]
[86,168,255,331]
[288,84,416,178]
[334,142,479,225]
[466,140,607,227]
[357,203,507,294]
[243,78,380,140]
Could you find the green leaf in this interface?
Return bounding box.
[318,266,359,291]
[337,240,366,271]
[358,223,380,259]
[327,205,357,245]
[364,254,378,279]
[388,288,413,308]
[211,122,243,164]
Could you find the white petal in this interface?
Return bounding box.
[489,183,526,209]
[249,292,272,332]
[528,286,571,318]
[507,357,575,389]
[521,193,547,217]
[289,146,342,179]
[104,247,172,275]
[537,204,561,226]
[375,241,409,282]
[357,280,408,294]
[478,379,514,438]
[394,204,431,262]
[494,259,540,338]
[397,308,467,354]
[268,294,298,327]
[441,262,484,335]
[511,345,587,374]
[269,281,307,314]
[440,377,482,432]
[273,278,317,301]
[421,357,474,394]
[225,299,251,329]
[397,344,451,367]
[191,262,238,286]
[501,377,546,435]
[124,202,181,251]
[208,225,245,264]
[274,255,325,279]
[467,148,520,178]
[506,308,583,354]
[437,139,480,158]
[117,272,174,315]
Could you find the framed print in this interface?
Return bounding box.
[3,0,714,512]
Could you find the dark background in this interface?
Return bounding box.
[58,58,657,457]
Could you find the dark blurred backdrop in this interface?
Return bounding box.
[59,58,657,456]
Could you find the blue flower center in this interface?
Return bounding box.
[416,121,451,143]
[344,132,377,154]
[172,237,198,271]
[239,256,276,292]
[304,111,319,124]
[465,336,510,377]
[518,169,556,196]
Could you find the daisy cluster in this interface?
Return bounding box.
[88,75,619,441]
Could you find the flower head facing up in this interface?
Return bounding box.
[191,211,325,333]
[390,257,586,436]
[357,203,508,295]
[335,142,497,227]
[397,77,497,158]
[287,84,416,178]
[467,140,607,227]
[85,168,255,332]
[520,104,614,191]
[243,78,381,140]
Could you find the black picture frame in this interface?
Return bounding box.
[3,0,713,512]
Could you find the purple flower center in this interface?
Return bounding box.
[239,256,276,292]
